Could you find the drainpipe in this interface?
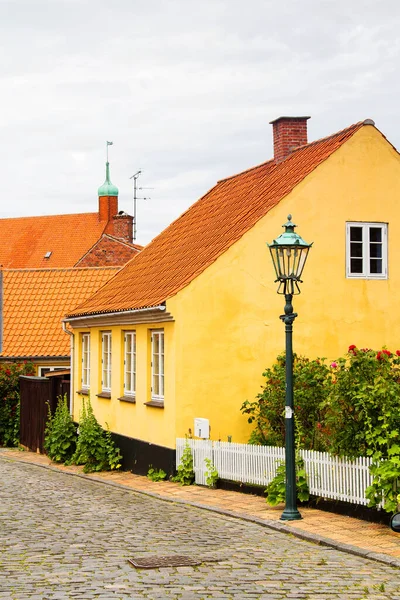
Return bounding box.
[62,322,74,417]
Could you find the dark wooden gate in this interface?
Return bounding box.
[19,374,71,453]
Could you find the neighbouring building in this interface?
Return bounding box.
[65,117,400,474]
[0,161,141,373]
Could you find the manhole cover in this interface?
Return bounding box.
[128,555,201,569]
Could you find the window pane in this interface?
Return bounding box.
[350,258,363,273]
[350,227,363,242]
[350,242,363,258]
[153,354,159,375]
[370,259,382,274]
[369,227,382,243]
[370,244,382,258]
[153,374,159,396]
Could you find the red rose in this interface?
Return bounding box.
[348,345,357,355]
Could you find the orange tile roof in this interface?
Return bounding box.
[67,121,365,318]
[0,213,109,269]
[1,267,120,358]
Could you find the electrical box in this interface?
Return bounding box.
[194,417,210,439]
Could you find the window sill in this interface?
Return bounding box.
[76,389,89,396]
[118,395,136,404]
[96,392,111,399]
[144,400,164,409]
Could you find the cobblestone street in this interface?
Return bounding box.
[1,457,400,599]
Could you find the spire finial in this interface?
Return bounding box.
[98,142,119,197]
[106,140,113,163]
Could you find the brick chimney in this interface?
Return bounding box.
[112,211,133,244]
[270,116,310,163]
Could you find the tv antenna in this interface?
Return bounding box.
[129,170,153,241]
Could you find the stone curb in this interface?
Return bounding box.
[2,452,400,570]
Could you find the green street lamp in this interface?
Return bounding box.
[268,215,312,521]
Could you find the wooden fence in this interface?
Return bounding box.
[176,438,373,506]
[19,375,70,453]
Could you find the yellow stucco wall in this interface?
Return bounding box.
[71,124,400,449]
[72,322,176,448]
[167,124,400,444]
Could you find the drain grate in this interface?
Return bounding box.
[128,555,201,569]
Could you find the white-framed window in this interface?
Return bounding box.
[101,332,112,392]
[151,330,164,402]
[124,331,136,397]
[346,222,388,279]
[81,333,90,389]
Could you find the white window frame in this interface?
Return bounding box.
[151,330,164,402]
[346,222,388,279]
[124,331,136,397]
[101,332,112,392]
[81,333,90,389]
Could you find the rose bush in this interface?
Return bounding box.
[240,353,330,450]
[0,361,35,446]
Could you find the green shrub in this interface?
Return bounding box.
[69,397,122,473]
[0,361,35,447]
[172,439,194,485]
[204,457,218,488]
[265,456,309,506]
[147,466,167,481]
[241,354,330,450]
[44,395,77,462]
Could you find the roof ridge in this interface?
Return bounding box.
[289,120,366,155]
[0,211,100,221]
[2,266,121,274]
[103,233,143,250]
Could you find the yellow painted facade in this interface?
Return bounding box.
[73,322,176,448]
[71,125,400,450]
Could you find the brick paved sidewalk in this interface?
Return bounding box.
[2,447,400,568]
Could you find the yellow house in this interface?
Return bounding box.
[65,116,400,474]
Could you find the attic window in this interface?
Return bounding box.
[44,251,52,259]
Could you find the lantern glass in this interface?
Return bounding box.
[267,216,312,294]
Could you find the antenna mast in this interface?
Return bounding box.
[129,170,153,241]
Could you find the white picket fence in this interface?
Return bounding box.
[176,438,374,506]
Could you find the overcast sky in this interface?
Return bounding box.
[2,0,400,244]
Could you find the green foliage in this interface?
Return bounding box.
[0,361,35,447]
[147,466,167,481]
[44,395,77,463]
[265,456,309,506]
[241,354,330,450]
[69,397,122,473]
[172,439,194,485]
[204,457,218,488]
[243,345,400,513]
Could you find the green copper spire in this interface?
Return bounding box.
[98,161,119,197]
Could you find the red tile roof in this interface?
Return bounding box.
[0,213,109,269]
[1,267,120,357]
[67,121,365,318]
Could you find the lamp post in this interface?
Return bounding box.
[268,215,312,521]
